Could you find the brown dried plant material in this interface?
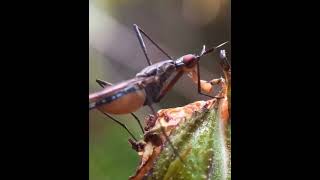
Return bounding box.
[129,98,219,180]
[215,78,229,127]
[130,54,230,180]
[129,81,229,179]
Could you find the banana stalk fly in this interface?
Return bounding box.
[89,24,229,162]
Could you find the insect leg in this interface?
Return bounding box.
[197,46,224,99]
[196,62,216,98]
[155,70,184,102]
[96,79,112,87]
[147,102,185,164]
[130,112,144,134]
[102,112,138,141]
[133,24,173,60]
[95,79,145,133]
[133,24,153,66]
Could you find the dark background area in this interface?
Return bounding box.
[3,0,317,179]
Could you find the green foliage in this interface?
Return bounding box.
[89,115,141,180]
[149,106,231,180]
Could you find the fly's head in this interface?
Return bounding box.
[175,54,198,72]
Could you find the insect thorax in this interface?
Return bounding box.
[136,60,176,104]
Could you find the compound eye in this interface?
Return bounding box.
[182,54,197,68]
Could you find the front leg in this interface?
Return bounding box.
[155,70,184,103]
[187,64,224,99]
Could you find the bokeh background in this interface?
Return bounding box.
[89,0,230,179]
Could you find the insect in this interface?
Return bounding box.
[89,24,228,160]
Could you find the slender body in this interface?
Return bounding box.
[89,60,176,112]
[89,77,148,114]
[89,24,229,161]
[89,24,228,115]
[89,52,222,114]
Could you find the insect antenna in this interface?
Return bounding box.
[198,41,229,57]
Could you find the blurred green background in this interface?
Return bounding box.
[89,0,230,179]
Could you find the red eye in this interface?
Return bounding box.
[182,54,197,68]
